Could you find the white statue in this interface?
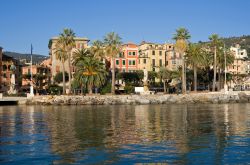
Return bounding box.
[8,64,17,95]
[143,68,149,91]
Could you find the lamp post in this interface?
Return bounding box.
[29,44,34,97]
[224,43,228,93]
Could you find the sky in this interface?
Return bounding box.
[0,0,250,55]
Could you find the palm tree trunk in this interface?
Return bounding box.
[194,65,197,92]
[163,80,166,93]
[62,63,66,95]
[182,54,186,94]
[68,52,72,94]
[111,57,115,94]
[212,46,217,91]
[218,68,221,91]
[88,85,93,94]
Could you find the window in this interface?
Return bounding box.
[129,52,132,55]
[28,69,31,74]
[153,68,155,71]
[3,73,6,78]
[159,51,162,56]
[143,59,146,64]
[122,60,126,65]
[132,60,136,65]
[159,59,162,67]
[166,61,168,66]
[133,52,136,56]
[129,60,132,65]
[116,60,119,65]
[152,59,155,67]
[152,50,155,55]
[172,60,176,64]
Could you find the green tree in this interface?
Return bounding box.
[209,34,222,91]
[91,40,105,59]
[158,67,172,93]
[73,49,108,94]
[57,28,76,94]
[173,27,191,94]
[104,32,122,94]
[186,43,204,92]
[54,46,68,94]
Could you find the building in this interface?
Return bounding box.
[0,47,2,87]
[228,44,248,75]
[50,37,89,82]
[21,61,51,93]
[113,43,139,72]
[138,42,181,72]
[0,53,21,93]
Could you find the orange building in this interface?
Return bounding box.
[113,43,139,72]
[22,58,51,93]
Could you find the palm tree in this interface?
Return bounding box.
[209,34,222,91]
[158,67,172,93]
[57,28,76,94]
[173,27,191,94]
[91,40,105,59]
[104,32,122,94]
[54,46,68,94]
[73,49,108,94]
[186,43,204,92]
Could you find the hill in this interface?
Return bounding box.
[222,35,250,55]
[3,51,49,65]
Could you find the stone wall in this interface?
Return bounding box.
[26,92,250,105]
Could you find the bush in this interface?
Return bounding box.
[100,83,111,95]
[124,84,134,94]
[48,84,63,95]
[54,72,69,83]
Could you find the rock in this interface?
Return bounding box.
[238,92,250,102]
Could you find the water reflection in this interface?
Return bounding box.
[0,104,250,164]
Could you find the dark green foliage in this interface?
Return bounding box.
[116,71,143,86]
[148,71,157,83]
[54,72,69,83]
[124,83,134,94]
[100,83,111,95]
[48,84,63,95]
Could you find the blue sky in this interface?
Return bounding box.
[0,0,250,55]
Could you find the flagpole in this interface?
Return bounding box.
[29,44,34,97]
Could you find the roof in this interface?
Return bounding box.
[51,37,90,42]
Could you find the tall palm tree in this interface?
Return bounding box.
[104,32,122,94]
[91,40,105,59]
[57,28,76,94]
[209,34,222,91]
[74,50,108,94]
[158,67,172,93]
[54,46,68,94]
[173,27,191,94]
[186,43,204,92]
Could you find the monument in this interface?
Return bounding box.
[143,68,149,92]
[8,64,17,95]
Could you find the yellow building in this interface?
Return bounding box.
[50,37,89,82]
[138,42,182,72]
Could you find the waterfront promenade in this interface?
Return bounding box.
[26,91,250,105]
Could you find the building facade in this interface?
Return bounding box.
[138,42,181,72]
[113,43,139,72]
[0,53,21,93]
[228,44,249,75]
[50,37,89,81]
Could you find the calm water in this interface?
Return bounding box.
[0,104,250,164]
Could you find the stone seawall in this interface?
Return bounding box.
[26,92,250,105]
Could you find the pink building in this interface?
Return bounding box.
[113,43,139,72]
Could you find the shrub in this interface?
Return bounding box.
[100,83,111,95]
